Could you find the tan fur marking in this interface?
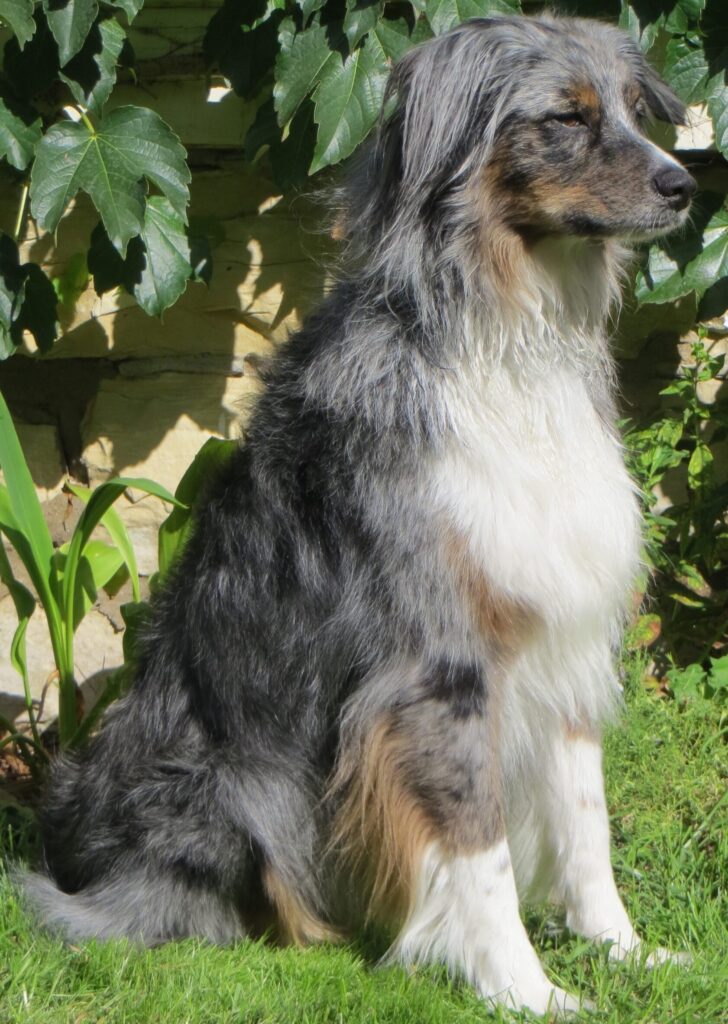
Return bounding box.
[261,864,339,946]
[445,529,533,650]
[564,719,600,743]
[569,83,600,118]
[468,167,529,294]
[329,715,437,923]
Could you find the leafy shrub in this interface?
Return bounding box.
[0,389,181,753]
[0,0,210,356]
[626,333,727,672]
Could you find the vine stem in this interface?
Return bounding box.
[77,108,95,134]
[13,181,29,243]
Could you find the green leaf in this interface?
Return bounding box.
[0,542,35,721]
[0,234,26,358]
[133,197,207,316]
[0,392,60,626]
[344,0,382,49]
[297,0,326,20]
[203,0,279,101]
[0,234,58,355]
[106,0,143,21]
[667,662,706,700]
[706,71,728,160]
[677,0,705,17]
[158,437,234,578]
[30,106,190,256]
[708,654,728,691]
[43,0,99,67]
[61,475,184,671]
[274,19,341,127]
[65,481,141,601]
[8,263,59,353]
[2,13,60,99]
[89,199,212,317]
[52,252,89,307]
[636,203,728,306]
[310,32,390,173]
[424,0,520,36]
[55,538,125,630]
[371,17,412,62]
[0,95,41,170]
[59,16,128,114]
[0,0,36,48]
[663,36,710,104]
[687,443,714,491]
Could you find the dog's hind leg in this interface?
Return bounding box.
[330,658,586,1016]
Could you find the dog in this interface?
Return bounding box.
[22,13,695,1016]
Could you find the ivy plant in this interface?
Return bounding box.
[0,0,210,357]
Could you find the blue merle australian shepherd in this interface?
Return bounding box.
[23,13,695,1015]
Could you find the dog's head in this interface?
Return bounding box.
[372,15,695,243]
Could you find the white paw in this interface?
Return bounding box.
[644,946,692,969]
[489,983,592,1017]
[607,940,692,969]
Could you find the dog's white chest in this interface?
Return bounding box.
[432,365,641,624]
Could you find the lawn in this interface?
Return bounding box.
[1,658,726,1024]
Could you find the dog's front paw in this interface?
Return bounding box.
[607,940,692,969]
[488,983,593,1018]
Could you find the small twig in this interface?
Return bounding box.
[12,181,29,243]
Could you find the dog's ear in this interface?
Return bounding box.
[376,23,505,197]
[626,46,686,125]
[642,68,686,125]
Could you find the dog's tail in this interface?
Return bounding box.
[16,866,247,945]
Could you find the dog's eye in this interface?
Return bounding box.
[551,113,586,129]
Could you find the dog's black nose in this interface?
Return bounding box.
[653,167,697,210]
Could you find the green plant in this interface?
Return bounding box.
[0,0,210,358]
[626,334,728,671]
[0,387,183,755]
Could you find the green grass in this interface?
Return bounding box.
[1,661,726,1024]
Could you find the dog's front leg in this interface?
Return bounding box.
[538,722,641,959]
[538,721,686,966]
[333,658,586,1015]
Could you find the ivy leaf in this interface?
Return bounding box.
[10,263,59,352]
[89,198,211,317]
[30,106,190,255]
[246,95,317,189]
[106,0,144,21]
[42,0,99,67]
[3,13,61,99]
[133,197,209,316]
[59,17,129,114]
[0,234,58,356]
[677,0,705,16]
[203,0,281,101]
[371,17,412,62]
[0,0,36,48]
[343,0,382,49]
[297,0,326,20]
[663,36,710,104]
[274,19,341,127]
[0,234,26,358]
[636,198,728,306]
[310,32,389,173]
[0,94,42,170]
[425,0,520,37]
